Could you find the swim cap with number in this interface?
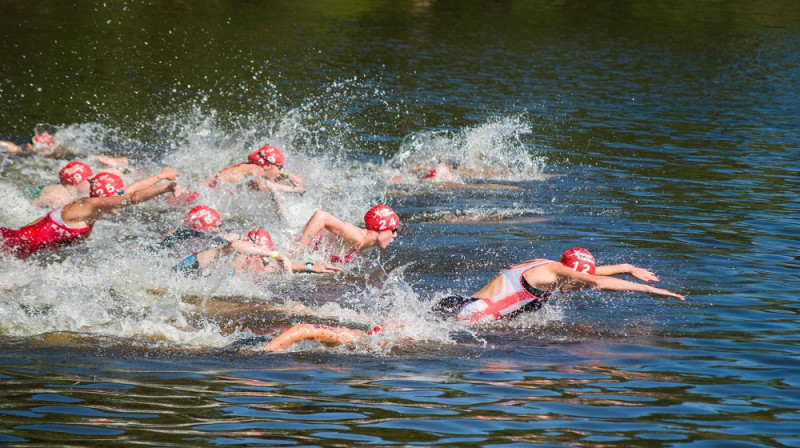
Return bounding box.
[89,172,124,197]
[246,228,274,251]
[364,204,400,232]
[247,145,285,167]
[560,247,596,275]
[183,205,221,231]
[59,161,94,186]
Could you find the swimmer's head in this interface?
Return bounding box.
[31,132,55,149]
[183,205,221,231]
[248,145,285,168]
[59,161,94,186]
[422,163,454,181]
[560,247,596,275]
[89,172,124,197]
[364,204,400,232]
[246,228,274,251]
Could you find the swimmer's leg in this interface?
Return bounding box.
[431,295,473,319]
[260,323,365,352]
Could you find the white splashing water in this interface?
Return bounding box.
[386,115,546,182]
[1,106,552,351]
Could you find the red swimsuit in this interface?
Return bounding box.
[0,206,94,259]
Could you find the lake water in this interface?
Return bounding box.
[1,1,800,446]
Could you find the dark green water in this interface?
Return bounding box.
[2,1,800,446]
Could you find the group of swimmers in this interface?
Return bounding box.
[1,131,685,352]
[0,134,397,278]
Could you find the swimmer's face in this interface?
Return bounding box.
[376,228,397,250]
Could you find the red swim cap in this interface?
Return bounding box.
[248,145,285,167]
[246,228,274,251]
[561,247,596,275]
[32,132,55,147]
[89,172,124,197]
[183,205,221,231]
[59,161,94,186]
[364,205,400,232]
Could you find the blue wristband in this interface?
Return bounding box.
[306,262,313,273]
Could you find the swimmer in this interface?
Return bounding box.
[259,248,684,351]
[432,247,684,321]
[174,228,340,278]
[387,162,456,184]
[0,133,62,157]
[0,131,121,160]
[385,162,527,192]
[30,158,138,208]
[155,205,236,252]
[206,145,305,195]
[1,169,181,259]
[293,204,400,263]
[28,161,95,208]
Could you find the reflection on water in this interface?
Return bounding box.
[2,0,800,446]
[3,333,798,446]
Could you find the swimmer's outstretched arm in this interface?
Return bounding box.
[553,264,685,301]
[223,240,293,274]
[62,181,180,226]
[94,155,129,168]
[123,167,178,194]
[250,178,305,195]
[595,264,659,283]
[594,276,684,301]
[0,140,24,155]
[260,323,365,352]
[288,262,341,274]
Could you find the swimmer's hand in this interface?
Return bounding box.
[629,266,659,283]
[170,184,183,197]
[286,172,303,186]
[647,286,685,301]
[160,167,179,181]
[281,257,294,276]
[311,264,341,274]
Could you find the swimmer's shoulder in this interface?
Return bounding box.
[508,258,551,269]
